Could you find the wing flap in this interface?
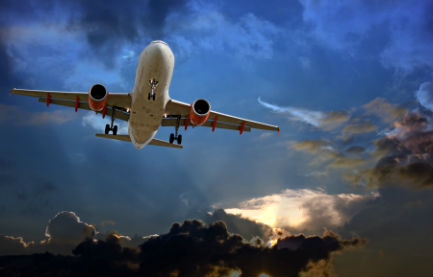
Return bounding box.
[165,99,279,132]
[38,98,130,121]
[11,89,131,109]
[161,118,251,132]
[95,134,183,149]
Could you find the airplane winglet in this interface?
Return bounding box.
[95,134,183,149]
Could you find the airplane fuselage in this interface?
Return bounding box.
[128,41,175,149]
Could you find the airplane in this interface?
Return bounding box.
[11,40,279,149]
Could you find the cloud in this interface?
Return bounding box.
[0,211,96,255]
[347,112,433,189]
[0,212,365,277]
[0,235,33,256]
[416,82,433,112]
[165,4,282,60]
[223,188,379,232]
[258,97,349,129]
[137,220,364,277]
[342,119,377,134]
[204,209,272,241]
[82,111,128,134]
[291,139,330,154]
[299,0,433,73]
[42,211,97,254]
[345,146,365,154]
[287,95,432,190]
[65,0,189,66]
[0,104,76,125]
[363,98,407,123]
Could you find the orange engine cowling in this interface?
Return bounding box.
[88,84,108,111]
[189,98,211,126]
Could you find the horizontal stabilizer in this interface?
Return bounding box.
[95,134,183,149]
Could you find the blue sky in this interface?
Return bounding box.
[0,0,432,276]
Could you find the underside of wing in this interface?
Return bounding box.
[11,88,131,122]
[165,98,279,133]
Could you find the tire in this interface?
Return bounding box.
[148,93,151,100]
[105,124,110,134]
[169,133,175,144]
[177,134,182,145]
[113,125,118,135]
[152,94,156,101]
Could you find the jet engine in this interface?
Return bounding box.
[88,84,108,111]
[189,98,211,126]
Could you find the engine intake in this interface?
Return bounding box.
[189,99,211,126]
[88,84,108,111]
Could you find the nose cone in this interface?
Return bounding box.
[150,40,168,46]
[147,40,174,63]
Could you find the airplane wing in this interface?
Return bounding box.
[165,99,279,133]
[10,89,131,121]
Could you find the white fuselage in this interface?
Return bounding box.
[128,41,175,149]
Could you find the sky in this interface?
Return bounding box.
[0,0,432,276]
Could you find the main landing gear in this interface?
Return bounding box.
[105,108,118,135]
[169,116,182,145]
[148,79,158,101]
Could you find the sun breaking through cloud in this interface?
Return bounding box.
[223,188,379,232]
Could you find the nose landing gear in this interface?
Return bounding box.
[169,116,183,145]
[148,79,158,101]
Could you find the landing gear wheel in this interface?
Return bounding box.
[152,94,156,101]
[148,93,151,100]
[113,125,118,135]
[105,124,110,135]
[169,133,175,144]
[177,134,182,145]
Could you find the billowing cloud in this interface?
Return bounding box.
[346,112,433,189]
[204,209,272,241]
[0,211,96,255]
[0,212,365,277]
[416,82,433,112]
[42,211,97,254]
[288,95,432,190]
[223,188,379,232]
[258,97,349,129]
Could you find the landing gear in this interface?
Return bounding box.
[148,79,158,101]
[104,108,118,135]
[169,116,183,145]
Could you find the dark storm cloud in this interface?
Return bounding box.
[204,209,272,241]
[66,0,189,66]
[137,220,364,277]
[344,112,433,189]
[0,213,365,277]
